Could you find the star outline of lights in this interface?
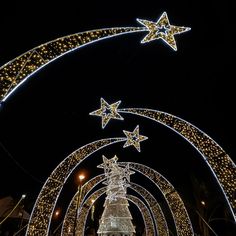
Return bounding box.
[89,98,124,129]
[137,11,191,51]
[123,125,148,152]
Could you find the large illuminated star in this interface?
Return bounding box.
[137,11,191,51]
[123,125,148,152]
[89,98,124,128]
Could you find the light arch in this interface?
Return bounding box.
[62,161,195,236]
[72,187,156,236]
[61,177,168,236]
[0,27,144,101]
[118,108,236,221]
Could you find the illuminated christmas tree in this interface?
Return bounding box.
[97,155,135,236]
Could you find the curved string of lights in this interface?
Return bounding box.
[90,98,236,222]
[0,12,190,102]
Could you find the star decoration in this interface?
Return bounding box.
[123,125,148,152]
[121,163,135,182]
[137,11,191,51]
[97,155,118,175]
[89,98,124,128]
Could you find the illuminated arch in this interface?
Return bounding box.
[118,108,236,221]
[62,161,195,236]
[0,12,190,101]
[0,27,143,101]
[119,162,194,236]
[62,177,167,236]
[25,138,125,236]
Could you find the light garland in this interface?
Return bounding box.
[90,98,236,222]
[0,12,190,101]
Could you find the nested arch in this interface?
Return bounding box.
[62,177,166,236]
[25,138,125,236]
[72,187,156,236]
[61,162,194,236]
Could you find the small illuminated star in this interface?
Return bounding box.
[97,155,118,174]
[123,125,148,152]
[89,98,124,128]
[122,163,135,182]
[137,11,191,51]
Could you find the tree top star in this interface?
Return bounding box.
[89,98,124,128]
[97,155,118,174]
[123,125,148,152]
[137,11,191,51]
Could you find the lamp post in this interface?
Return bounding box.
[73,173,85,236]
[91,199,95,221]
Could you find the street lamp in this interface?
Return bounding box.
[73,173,86,236]
[201,200,206,206]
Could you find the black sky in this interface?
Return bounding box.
[0,0,234,233]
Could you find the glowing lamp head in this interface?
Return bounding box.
[55,210,60,217]
[78,174,85,181]
[22,194,26,199]
[201,200,206,206]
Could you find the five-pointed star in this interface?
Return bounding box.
[137,11,191,51]
[123,125,148,152]
[89,98,123,128]
[97,155,118,174]
[121,163,135,182]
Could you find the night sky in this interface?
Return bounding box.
[0,0,234,234]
